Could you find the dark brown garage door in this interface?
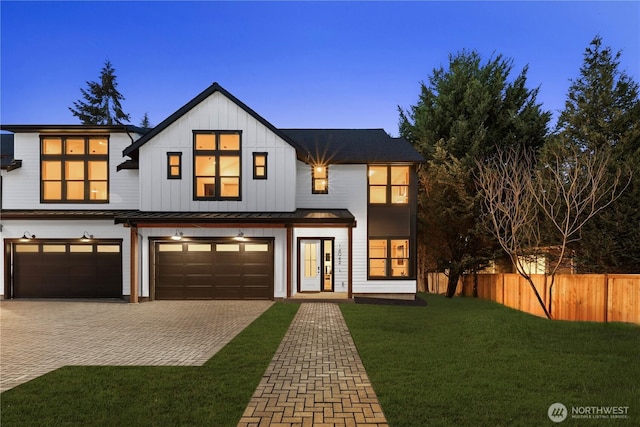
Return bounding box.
[12,241,122,298]
[155,239,274,300]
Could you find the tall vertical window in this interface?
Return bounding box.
[312,165,328,194]
[167,152,182,179]
[193,131,241,200]
[40,136,109,203]
[368,238,410,278]
[253,152,267,179]
[368,165,409,204]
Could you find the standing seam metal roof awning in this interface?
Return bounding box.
[114,209,356,226]
[0,209,356,226]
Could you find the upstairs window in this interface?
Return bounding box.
[253,152,268,179]
[193,131,241,200]
[40,136,109,203]
[167,152,182,179]
[368,165,409,204]
[312,165,328,194]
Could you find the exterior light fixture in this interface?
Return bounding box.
[234,230,247,241]
[20,231,36,241]
[80,231,93,242]
[171,230,183,241]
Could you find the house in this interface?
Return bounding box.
[0,83,423,302]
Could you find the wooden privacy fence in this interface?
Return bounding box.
[455,274,640,324]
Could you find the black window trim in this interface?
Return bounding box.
[311,164,329,194]
[39,135,110,204]
[367,236,413,280]
[367,164,410,205]
[192,130,242,201]
[252,152,268,180]
[167,151,182,180]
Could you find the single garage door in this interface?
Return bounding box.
[155,239,274,300]
[12,241,122,298]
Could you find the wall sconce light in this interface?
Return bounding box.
[20,231,36,241]
[80,231,94,242]
[171,230,183,241]
[233,230,247,241]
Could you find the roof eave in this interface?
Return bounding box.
[122,83,306,158]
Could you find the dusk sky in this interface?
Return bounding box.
[1,1,638,136]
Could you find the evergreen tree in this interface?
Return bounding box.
[399,51,550,297]
[69,60,130,125]
[553,36,640,273]
[140,113,151,128]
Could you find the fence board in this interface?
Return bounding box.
[460,273,639,324]
[608,275,640,324]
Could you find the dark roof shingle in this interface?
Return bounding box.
[281,129,423,164]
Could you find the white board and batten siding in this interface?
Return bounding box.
[1,132,139,210]
[295,161,416,295]
[138,92,297,212]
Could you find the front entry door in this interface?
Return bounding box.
[300,240,321,291]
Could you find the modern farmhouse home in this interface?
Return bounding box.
[1,83,423,302]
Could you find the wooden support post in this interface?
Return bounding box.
[286,225,292,298]
[348,226,353,299]
[130,226,139,303]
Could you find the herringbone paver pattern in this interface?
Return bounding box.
[238,303,388,427]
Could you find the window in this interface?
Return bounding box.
[368,165,409,204]
[253,152,267,179]
[193,131,241,200]
[312,165,328,194]
[167,152,182,179]
[368,238,410,278]
[41,136,109,203]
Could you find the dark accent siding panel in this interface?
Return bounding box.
[368,205,411,236]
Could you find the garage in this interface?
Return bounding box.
[11,240,122,298]
[154,238,274,300]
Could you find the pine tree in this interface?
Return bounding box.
[554,36,640,273]
[69,60,130,125]
[140,113,151,128]
[399,51,550,297]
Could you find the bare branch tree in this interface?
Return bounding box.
[477,144,631,319]
[476,146,552,318]
[532,145,631,313]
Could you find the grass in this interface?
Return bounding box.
[2,296,638,426]
[0,302,299,427]
[340,294,640,426]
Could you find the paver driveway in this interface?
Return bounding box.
[0,300,273,392]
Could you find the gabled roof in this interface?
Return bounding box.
[281,129,423,164]
[122,82,305,158]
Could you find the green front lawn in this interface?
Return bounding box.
[2,296,638,426]
[0,303,299,427]
[341,294,640,426]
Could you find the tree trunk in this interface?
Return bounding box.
[524,275,552,319]
[445,269,462,298]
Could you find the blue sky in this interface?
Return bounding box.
[1,1,638,136]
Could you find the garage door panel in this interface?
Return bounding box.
[155,239,273,300]
[12,242,122,299]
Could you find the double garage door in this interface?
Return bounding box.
[155,239,274,300]
[11,241,122,298]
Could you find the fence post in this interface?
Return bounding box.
[604,274,609,324]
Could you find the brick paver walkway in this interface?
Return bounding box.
[0,300,272,392]
[238,303,388,427]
